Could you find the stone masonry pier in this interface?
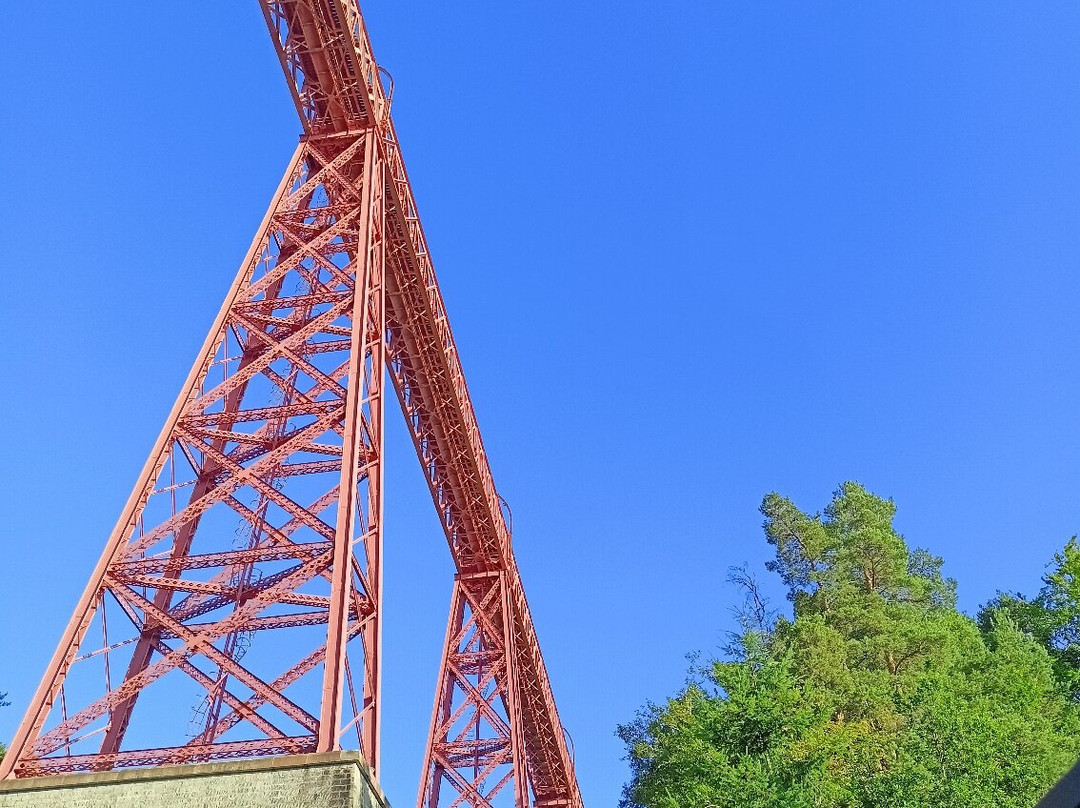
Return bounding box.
[0,751,389,808]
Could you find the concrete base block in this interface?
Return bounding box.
[0,751,390,808]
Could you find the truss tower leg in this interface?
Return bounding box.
[0,129,386,777]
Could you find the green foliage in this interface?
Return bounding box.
[619,482,1080,808]
[979,537,1080,700]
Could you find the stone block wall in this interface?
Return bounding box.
[0,751,389,808]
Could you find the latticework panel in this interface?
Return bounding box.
[4,132,386,776]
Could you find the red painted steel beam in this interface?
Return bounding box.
[1,5,580,807]
[17,737,319,777]
[0,135,385,778]
[257,3,581,806]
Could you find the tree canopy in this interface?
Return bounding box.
[619,482,1080,808]
[980,537,1080,702]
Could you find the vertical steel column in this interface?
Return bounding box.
[320,129,382,758]
[498,575,529,808]
[359,146,387,776]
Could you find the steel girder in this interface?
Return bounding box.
[1,3,582,807]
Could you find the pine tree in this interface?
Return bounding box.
[619,483,1080,808]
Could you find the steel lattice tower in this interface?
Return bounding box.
[0,4,583,808]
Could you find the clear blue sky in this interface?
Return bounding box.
[2,2,1080,805]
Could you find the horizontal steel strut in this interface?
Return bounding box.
[0,3,582,808]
